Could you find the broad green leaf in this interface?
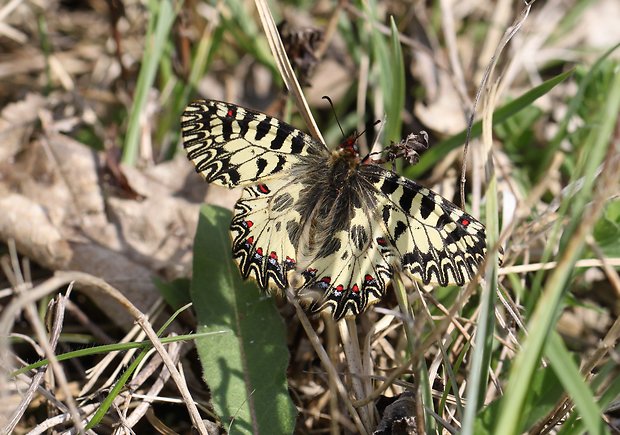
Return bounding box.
[191,205,297,435]
[154,277,191,311]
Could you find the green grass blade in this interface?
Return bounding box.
[546,331,606,435]
[386,16,405,144]
[191,205,297,434]
[11,331,223,377]
[85,348,149,429]
[558,364,620,434]
[122,0,177,165]
[162,19,223,160]
[406,69,573,178]
[474,364,566,434]
[493,62,620,435]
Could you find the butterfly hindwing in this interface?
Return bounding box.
[362,165,488,287]
[296,205,393,319]
[181,100,325,188]
[230,177,304,290]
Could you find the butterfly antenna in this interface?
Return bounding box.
[359,119,382,162]
[356,119,381,141]
[322,95,345,138]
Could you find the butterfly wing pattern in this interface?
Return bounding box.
[182,99,492,320]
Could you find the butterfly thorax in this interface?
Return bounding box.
[290,145,378,261]
[325,135,364,188]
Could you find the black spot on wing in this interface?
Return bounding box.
[382,205,391,224]
[270,126,288,150]
[291,134,304,154]
[273,155,286,173]
[350,224,369,250]
[380,176,399,195]
[255,117,271,140]
[420,195,435,219]
[256,157,268,177]
[227,168,240,185]
[272,193,294,212]
[238,109,253,137]
[394,220,407,240]
[222,112,233,140]
[398,188,414,212]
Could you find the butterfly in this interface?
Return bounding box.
[182,99,492,320]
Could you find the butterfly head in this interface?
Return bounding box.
[338,135,360,157]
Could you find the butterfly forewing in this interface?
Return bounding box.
[181,100,326,187]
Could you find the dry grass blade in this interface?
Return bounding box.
[460,0,535,206]
[0,271,209,435]
[285,288,368,435]
[254,0,324,144]
[2,285,70,434]
[1,243,85,434]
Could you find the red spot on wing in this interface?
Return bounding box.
[247,236,254,244]
[376,237,387,247]
[460,218,470,226]
[335,284,344,291]
[256,247,263,255]
[351,284,360,293]
[269,251,278,259]
[320,277,331,284]
[226,108,234,117]
[258,184,270,194]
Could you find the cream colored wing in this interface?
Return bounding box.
[230,177,306,290]
[295,205,393,320]
[182,99,326,188]
[361,165,489,286]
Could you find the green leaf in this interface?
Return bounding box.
[367,5,405,144]
[191,205,297,434]
[386,16,405,144]
[154,277,191,311]
[546,332,606,435]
